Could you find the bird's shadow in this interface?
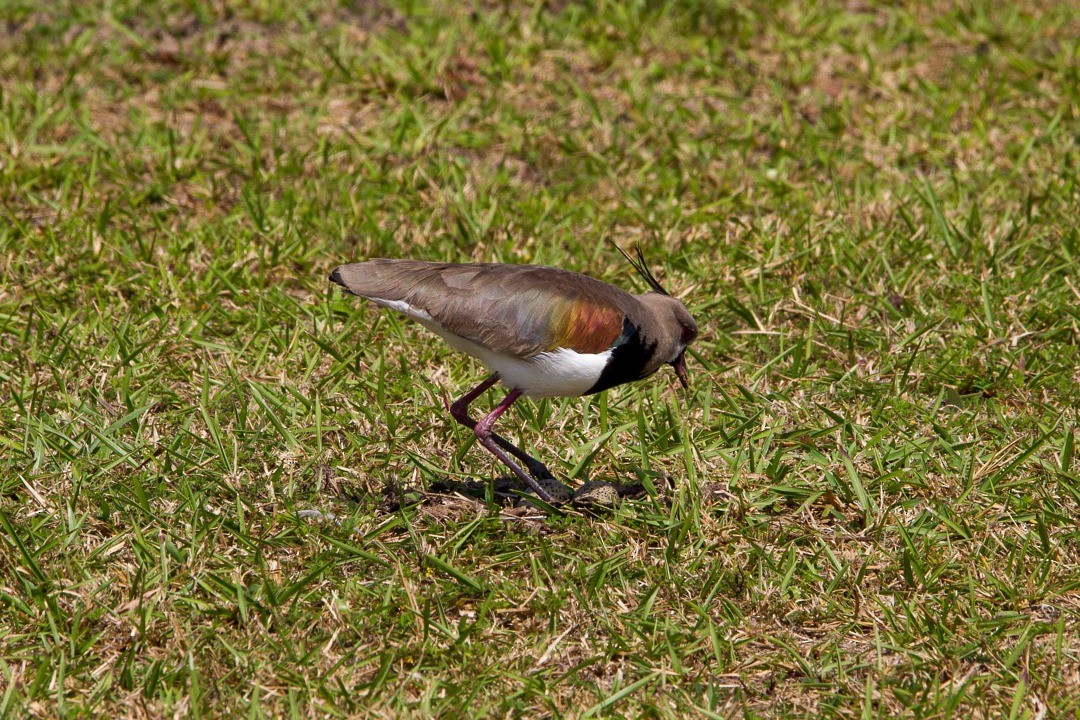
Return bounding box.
[377,475,546,515]
[428,475,536,501]
[375,474,655,523]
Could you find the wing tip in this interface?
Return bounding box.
[329,266,347,290]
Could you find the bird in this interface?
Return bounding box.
[329,248,698,505]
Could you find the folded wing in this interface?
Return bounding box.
[330,260,638,358]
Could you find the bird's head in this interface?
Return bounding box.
[638,292,697,388]
[612,242,698,389]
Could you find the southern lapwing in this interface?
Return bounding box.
[329,249,698,505]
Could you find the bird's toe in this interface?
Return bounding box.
[571,481,621,508]
[536,476,574,504]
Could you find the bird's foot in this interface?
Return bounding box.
[531,475,574,505]
[571,480,646,509]
[492,473,573,506]
[513,476,645,509]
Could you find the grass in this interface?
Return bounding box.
[1,0,1078,716]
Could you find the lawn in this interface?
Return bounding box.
[1,0,1078,717]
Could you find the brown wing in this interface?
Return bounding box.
[330,260,641,357]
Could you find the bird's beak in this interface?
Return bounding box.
[672,351,690,389]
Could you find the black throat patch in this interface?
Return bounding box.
[585,316,658,395]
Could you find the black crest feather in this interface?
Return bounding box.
[610,241,669,296]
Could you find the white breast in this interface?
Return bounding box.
[473,345,610,397]
[369,297,611,398]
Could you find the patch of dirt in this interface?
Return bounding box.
[702,482,735,505]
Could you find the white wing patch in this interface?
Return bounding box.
[370,297,437,325]
[369,296,611,398]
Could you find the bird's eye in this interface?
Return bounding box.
[680,324,697,343]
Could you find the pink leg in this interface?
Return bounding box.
[449,374,500,423]
[473,389,560,504]
[450,375,556,481]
